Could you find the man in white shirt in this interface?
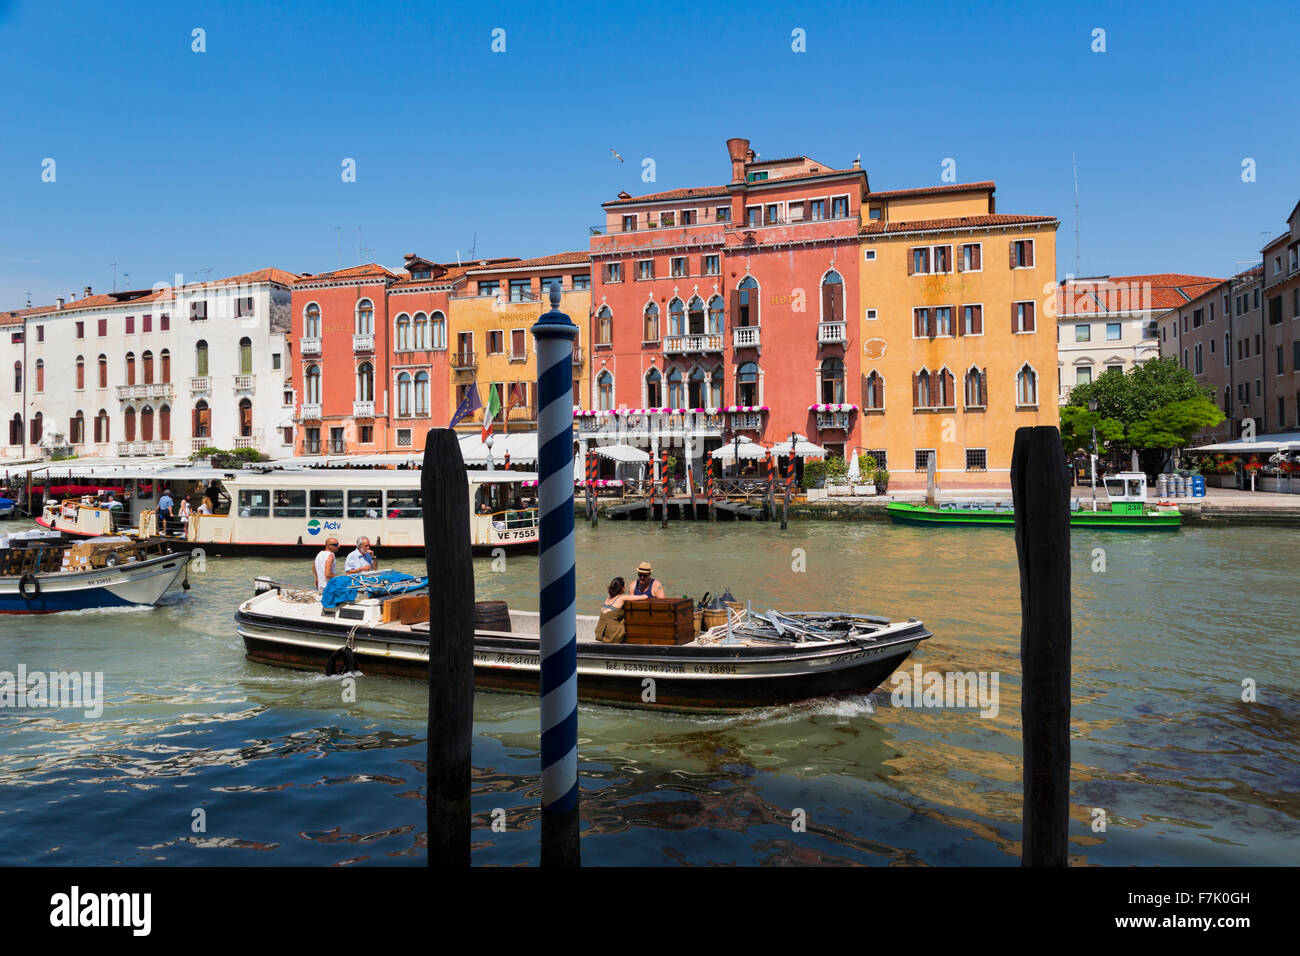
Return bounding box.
[314,538,340,590]
[344,536,377,574]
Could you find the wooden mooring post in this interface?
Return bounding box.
[706,457,716,521]
[781,446,794,531]
[1011,425,1072,867]
[585,451,598,527]
[660,448,669,529]
[421,428,475,867]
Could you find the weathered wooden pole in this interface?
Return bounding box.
[421,427,474,867]
[1010,425,1072,868]
[530,286,581,866]
[764,450,774,518]
[926,450,937,506]
[781,445,794,530]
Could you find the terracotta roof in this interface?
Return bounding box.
[466,251,590,272]
[205,267,299,287]
[860,213,1055,235]
[1057,273,1224,315]
[603,185,731,207]
[389,266,473,289]
[294,263,399,283]
[868,182,996,200]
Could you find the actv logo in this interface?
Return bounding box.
[308,519,342,536]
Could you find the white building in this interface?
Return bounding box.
[2,268,298,461]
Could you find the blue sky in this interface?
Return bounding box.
[2,0,1297,306]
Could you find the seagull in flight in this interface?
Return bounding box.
[610,148,624,163]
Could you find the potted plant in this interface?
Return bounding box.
[874,467,890,494]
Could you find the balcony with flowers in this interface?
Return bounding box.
[810,403,858,430]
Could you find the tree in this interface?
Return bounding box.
[1059,406,1125,456]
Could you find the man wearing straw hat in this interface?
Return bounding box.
[631,560,665,598]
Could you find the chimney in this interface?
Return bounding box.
[726,137,750,182]
[57,297,65,309]
[853,155,861,170]
[84,285,92,297]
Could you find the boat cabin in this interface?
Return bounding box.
[1103,472,1148,514]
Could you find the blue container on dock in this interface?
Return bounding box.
[1191,475,1206,497]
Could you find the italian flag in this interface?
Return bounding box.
[481,384,502,442]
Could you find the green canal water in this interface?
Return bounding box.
[0,517,1296,866]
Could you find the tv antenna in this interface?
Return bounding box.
[468,232,477,261]
[1072,153,1081,278]
[110,261,119,292]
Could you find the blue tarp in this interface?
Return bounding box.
[321,570,429,609]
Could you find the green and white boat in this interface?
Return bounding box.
[886,472,1181,530]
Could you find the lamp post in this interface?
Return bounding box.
[1088,399,1099,512]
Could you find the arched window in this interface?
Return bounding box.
[70,410,85,444]
[863,371,884,409]
[934,367,954,407]
[193,400,211,439]
[688,367,706,408]
[159,404,171,441]
[710,366,723,407]
[964,367,986,408]
[238,398,253,437]
[304,302,321,338]
[355,298,374,335]
[195,340,208,376]
[687,296,705,335]
[821,269,845,322]
[597,370,613,410]
[396,371,412,416]
[239,337,252,375]
[305,364,321,405]
[914,370,932,408]
[414,371,429,415]
[75,356,85,390]
[668,298,685,336]
[160,349,171,383]
[413,313,428,350]
[140,405,155,441]
[124,407,136,441]
[736,361,759,406]
[708,295,724,335]
[395,314,411,351]
[821,357,845,403]
[12,361,20,393]
[125,352,136,386]
[736,276,760,327]
[597,306,613,345]
[98,354,108,388]
[35,359,44,392]
[643,302,660,342]
[142,350,154,385]
[645,367,663,407]
[1016,365,1038,406]
[356,362,374,402]
[667,367,684,407]
[430,311,446,349]
[30,411,42,445]
[94,409,109,444]
[9,413,21,446]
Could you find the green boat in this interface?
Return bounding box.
[886,472,1182,530]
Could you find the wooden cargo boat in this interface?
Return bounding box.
[887,472,1181,530]
[234,577,932,714]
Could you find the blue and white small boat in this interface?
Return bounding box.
[0,497,15,519]
[0,531,191,614]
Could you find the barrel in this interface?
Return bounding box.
[474,600,511,633]
[1156,474,1168,498]
[693,608,704,633]
[701,607,728,630]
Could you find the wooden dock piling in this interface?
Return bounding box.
[1011,425,1072,867]
[421,428,475,867]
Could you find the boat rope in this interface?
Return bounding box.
[345,623,360,652]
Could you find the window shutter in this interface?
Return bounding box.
[907,249,915,276]
[822,283,835,321]
[974,305,982,335]
[912,372,920,408]
[1026,301,1035,332]
[1009,241,1017,269]
[956,247,964,273]
[1025,241,1034,268]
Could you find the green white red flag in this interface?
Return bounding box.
[481,384,502,442]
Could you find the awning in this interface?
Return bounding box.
[712,436,767,461]
[593,443,650,464]
[1185,432,1300,454]
[458,432,539,464]
[771,434,827,458]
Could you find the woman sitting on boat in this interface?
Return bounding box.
[594,576,649,644]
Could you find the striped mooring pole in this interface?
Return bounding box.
[530,285,581,866]
[705,456,715,521]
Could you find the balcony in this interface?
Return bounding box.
[353,333,375,353]
[353,401,375,418]
[663,333,724,355]
[507,349,528,363]
[190,376,211,394]
[149,440,172,455]
[730,412,765,430]
[234,374,255,392]
[233,436,259,450]
[114,383,173,401]
[451,351,477,371]
[117,440,167,456]
[299,403,322,421]
[574,409,724,439]
[572,347,585,366]
[300,337,322,357]
[191,437,211,453]
[816,411,851,430]
[818,322,847,345]
[732,326,761,349]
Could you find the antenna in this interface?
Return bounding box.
[25,291,32,308]
[1072,153,1081,278]
[110,261,119,292]
[334,226,341,269]
[469,232,477,261]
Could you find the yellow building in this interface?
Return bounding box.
[857,183,1059,488]
[446,252,591,436]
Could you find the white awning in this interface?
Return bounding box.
[771,434,827,458]
[594,443,650,464]
[712,436,766,460]
[1185,432,1300,454]
[458,432,539,464]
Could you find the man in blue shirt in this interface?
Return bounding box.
[344,536,377,573]
[157,490,175,535]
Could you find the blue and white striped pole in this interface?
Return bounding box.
[531,283,580,865]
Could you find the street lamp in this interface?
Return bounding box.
[1088,399,1099,512]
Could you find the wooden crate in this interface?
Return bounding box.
[624,598,695,645]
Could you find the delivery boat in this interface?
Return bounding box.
[886,472,1181,530]
[0,529,191,613]
[234,574,932,713]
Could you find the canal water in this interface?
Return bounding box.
[0,518,1296,866]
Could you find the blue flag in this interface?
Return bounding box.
[449,381,483,428]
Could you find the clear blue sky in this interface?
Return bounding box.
[3,0,1297,307]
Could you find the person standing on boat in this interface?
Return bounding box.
[157,489,175,536]
[594,577,649,644]
[344,536,377,573]
[314,537,341,590]
[632,561,665,598]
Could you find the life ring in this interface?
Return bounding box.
[323,647,357,675]
[19,573,41,601]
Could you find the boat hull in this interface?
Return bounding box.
[234,610,930,713]
[885,502,1181,530]
[0,552,190,614]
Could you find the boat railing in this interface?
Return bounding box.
[491,507,539,530]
